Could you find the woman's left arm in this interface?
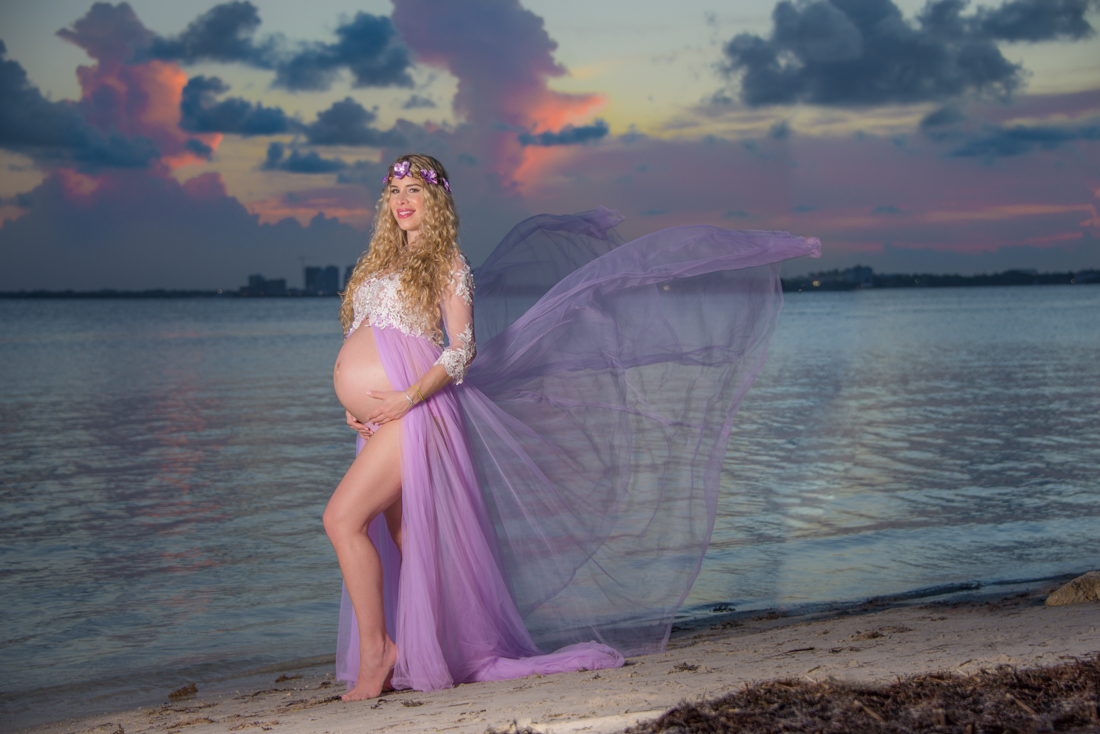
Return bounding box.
[363,256,475,424]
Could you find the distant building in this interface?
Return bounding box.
[845,266,873,288]
[241,274,286,296]
[304,265,340,295]
[344,265,354,290]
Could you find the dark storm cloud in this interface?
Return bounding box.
[768,120,792,139]
[0,40,158,169]
[949,122,1100,157]
[140,3,414,92]
[261,142,348,173]
[976,0,1098,42]
[518,120,609,146]
[303,98,406,147]
[718,0,1097,107]
[180,76,293,135]
[920,104,967,132]
[273,12,414,91]
[185,138,214,158]
[141,1,274,66]
[335,159,392,188]
[56,2,152,66]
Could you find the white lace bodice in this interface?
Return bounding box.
[349,256,476,383]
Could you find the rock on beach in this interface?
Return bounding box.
[1045,570,1100,606]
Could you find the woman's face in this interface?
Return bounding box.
[388,175,426,243]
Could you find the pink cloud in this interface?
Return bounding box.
[391,0,606,188]
[248,186,376,229]
[57,3,221,171]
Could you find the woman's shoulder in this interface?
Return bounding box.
[449,250,471,274]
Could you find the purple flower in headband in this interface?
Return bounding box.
[392,160,411,179]
[381,174,390,185]
[442,177,451,193]
[420,168,438,185]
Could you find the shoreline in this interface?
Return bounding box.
[13,579,1099,734]
[3,273,1098,300]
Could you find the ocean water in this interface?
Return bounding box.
[2,286,1099,729]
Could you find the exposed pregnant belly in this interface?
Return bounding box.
[333,326,393,422]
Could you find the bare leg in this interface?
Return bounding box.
[323,420,402,700]
[379,495,402,693]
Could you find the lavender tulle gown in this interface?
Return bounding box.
[336,208,821,692]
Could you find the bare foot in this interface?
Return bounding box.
[342,639,398,701]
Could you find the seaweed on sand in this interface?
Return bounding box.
[625,655,1100,734]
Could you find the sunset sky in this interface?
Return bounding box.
[1,0,1098,290]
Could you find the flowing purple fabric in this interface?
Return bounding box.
[336,208,820,691]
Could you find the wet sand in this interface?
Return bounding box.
[19,584,1099,734]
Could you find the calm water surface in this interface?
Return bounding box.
[2,286,1098,729]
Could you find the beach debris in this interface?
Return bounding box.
[401,699,426,707]
[227,720,278,731]
[711,603,735,613]
[86,723,123,734]
[169,716,216,728]
[488,723,541,734]
[279,695,340,712]
[670,663,700,673]
[710,619,742,630]
[849,625,913,641]
[853,699,886,723]
[167,683,197,700]
[1006,693,1038,716]
[1045,570,1100,605]
[621,654,1100,733]
[768,647,815,659]
[274,674,301,683]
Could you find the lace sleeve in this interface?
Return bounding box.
[434,255,476,383]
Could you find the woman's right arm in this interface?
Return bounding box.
[346,410,374,440]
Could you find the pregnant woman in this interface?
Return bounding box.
[327,153,820,700]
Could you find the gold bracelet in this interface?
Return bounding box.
[414,385,426,403]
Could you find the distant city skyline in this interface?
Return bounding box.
[1,0,1099,290]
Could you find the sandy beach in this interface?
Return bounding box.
[18,581,1099,734]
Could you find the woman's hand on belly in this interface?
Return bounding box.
[362,389,414,426]
[346,410,375,440]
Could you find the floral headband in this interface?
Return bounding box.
[383,160,451,193]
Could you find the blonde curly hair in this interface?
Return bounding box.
[340,154,459,339]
